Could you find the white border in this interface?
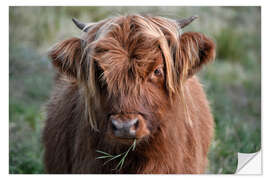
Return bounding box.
[1,3,8,177]
[8,0,263,6]
[3,0,269,180]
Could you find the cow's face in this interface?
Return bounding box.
[49,15,215,145]
[93,43,169,144]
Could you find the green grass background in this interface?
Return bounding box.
[9,7,261,174]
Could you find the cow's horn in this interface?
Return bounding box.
[177,15,198,28]
[72,18,88,32]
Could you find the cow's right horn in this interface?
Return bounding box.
[72,18,89,32]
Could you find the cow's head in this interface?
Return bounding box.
[49,15,215,145]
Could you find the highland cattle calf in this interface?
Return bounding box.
[43,14,215,174]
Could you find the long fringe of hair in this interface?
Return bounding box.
[77,14,198,131]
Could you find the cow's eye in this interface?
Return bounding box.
[154,68,162,77]
[94,61,107,89]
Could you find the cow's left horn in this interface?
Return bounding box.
[177,15,198,28]
[72,18,88,32]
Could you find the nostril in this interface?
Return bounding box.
[111,119,122,131]
[111,122,117,131]
[134,119,139,130]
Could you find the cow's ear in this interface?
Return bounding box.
[49,37,83,79]
[178,32,215,79]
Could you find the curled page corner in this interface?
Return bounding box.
[235,150,261,174]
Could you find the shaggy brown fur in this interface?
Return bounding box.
[43,14,215,174]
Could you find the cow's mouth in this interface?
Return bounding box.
[114,137,138,144]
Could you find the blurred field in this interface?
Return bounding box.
[9,7,261,174]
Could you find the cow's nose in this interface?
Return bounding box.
[111,118,139,138]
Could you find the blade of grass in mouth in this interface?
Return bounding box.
[96,139,137,170]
